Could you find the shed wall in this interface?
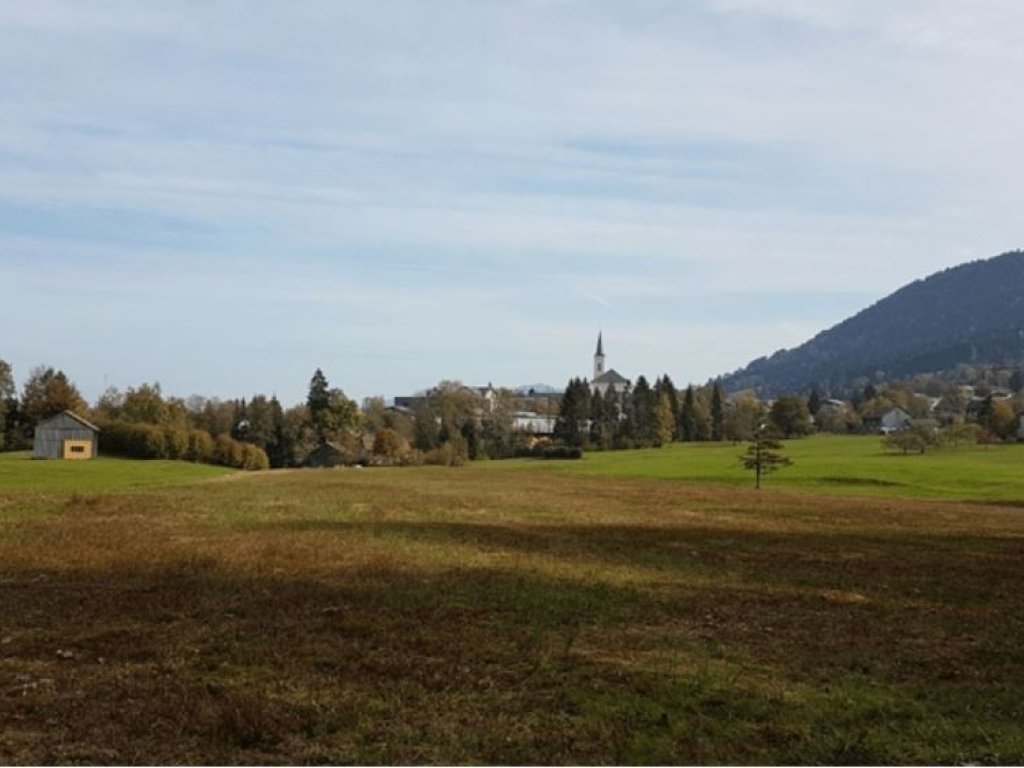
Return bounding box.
[33,413,99,459]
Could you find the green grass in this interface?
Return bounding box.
[0,451,233,493]
[3,445,1024,762]
[493,434,1024,502]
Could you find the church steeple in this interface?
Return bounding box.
[593,331,606,380]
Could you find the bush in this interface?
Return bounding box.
[240,443,270,471]
[99,421,167,459]
[539,445,583,460]
[186,430,215,463]
[423,442,466,467]
[372,428,407,461]
[163,427,189,460]
[511,443,583,460]
[137,424,167,458]
[214,434,243,468]
[96,420,267,469]
[212,434,268,470]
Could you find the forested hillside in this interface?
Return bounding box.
[722,250,1024,396]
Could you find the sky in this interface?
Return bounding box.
[2,1,1023,406]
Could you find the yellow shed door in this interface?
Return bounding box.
[62,439,94,460]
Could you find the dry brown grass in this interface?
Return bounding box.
[2,466,1024,763]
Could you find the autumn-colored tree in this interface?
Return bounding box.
[654,392,675,446]
[121,383,171,425]
[20,366,87,426]
[722,394,765,442]
[979,397,1017,441]
[372,428,407,460]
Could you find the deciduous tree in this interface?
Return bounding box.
[768,395,812,438]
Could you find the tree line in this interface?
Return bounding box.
[552,374,813,449]
[0,361,533,468]
[0,361,362,469]
[3,356,1021,469]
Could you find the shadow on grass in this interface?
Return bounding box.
[252,516,1024,605]
[2,546,1024,764]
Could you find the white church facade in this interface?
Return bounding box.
[590,332,630,397]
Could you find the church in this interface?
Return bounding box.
[590,332,630,397]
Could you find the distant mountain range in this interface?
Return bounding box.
[721,250,1024,396]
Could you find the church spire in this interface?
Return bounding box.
[594,331,606,380]
[596,331,604,357]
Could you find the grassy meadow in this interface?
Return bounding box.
[498,434,1024,502]
[2,442,1024,763]
[0,451,232,493]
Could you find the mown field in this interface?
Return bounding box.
[2,444,1024,764]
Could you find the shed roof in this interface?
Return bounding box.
[38,410,101,433]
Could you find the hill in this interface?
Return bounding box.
[722,250,1024,395]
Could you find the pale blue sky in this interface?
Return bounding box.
[2,1,1023,404]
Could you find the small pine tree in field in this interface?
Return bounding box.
[740,424,792,489]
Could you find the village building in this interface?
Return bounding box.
[304,440,348,468]
[862,406,913,434]
[32,410,100,460]
[589,333,630,397]
[511,411,556,435]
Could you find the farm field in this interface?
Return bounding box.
[2,447,1024,763]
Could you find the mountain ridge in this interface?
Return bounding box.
[721,250,1024,396]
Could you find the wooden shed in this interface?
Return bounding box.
[304,440,349,468]
[33,411,101,460]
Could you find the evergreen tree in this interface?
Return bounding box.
[0,359,13,450]
[678,385,697,441]
[554,378,590,448]
[231,398,248,440]
[307,368,331,440]
[740,424,792,489]
[615,382,635,447]
[266,395,293,468]
[710,381,725,441]
[630,375,656,446]
[807,389,822,416]
[588,387,608,448]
